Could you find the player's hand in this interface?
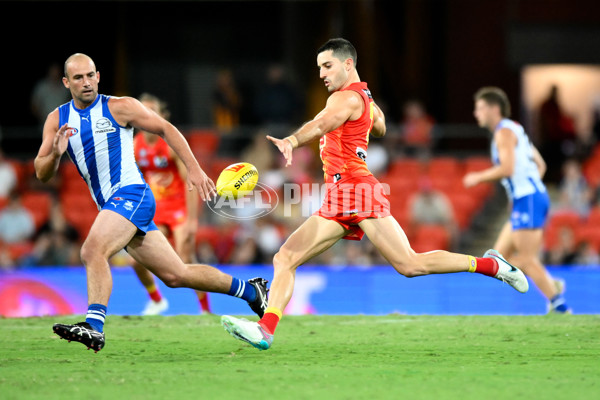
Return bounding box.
[188,166,216,202]
[266,135,293,167]
[53,124,71,157]
[463,172,480,188]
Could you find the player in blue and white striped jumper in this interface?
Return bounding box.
[464,86,570,314]
[35,54,268,352]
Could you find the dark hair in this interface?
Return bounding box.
[474,86,511,118]
[317,38,357,67]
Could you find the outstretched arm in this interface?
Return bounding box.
[267,90,362,166]
[112,97,216,201]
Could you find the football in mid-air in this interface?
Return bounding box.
[215,162,259,199]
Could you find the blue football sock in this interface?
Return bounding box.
[228,278,257,302]
[550,295,569,313]
[86,303,107,332]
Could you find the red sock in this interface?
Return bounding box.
[258,307,282,334]
[147,284,162,302]
[198,292,211,313]
[473,257,499,277]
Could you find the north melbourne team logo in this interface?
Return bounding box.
[95,118,117,135]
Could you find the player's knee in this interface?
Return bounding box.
[79,241,102,266]
[273,249,297,273]
[391,254,428,277]
[159,272,184,288]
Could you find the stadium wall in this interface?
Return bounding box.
[1,266,598,317]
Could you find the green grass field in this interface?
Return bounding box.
[1,315,599,400]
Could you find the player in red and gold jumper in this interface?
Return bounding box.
[221,38,528,350]
[133,94,210,315]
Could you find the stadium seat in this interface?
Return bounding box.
[5,241,35,261]
[209,157,239,181]
[388,158,425,176]
[463,156,492,173]
[61,193,98,239]
[446,191,479,229]
[381,174,418,197]
[586,207,600,226]
[7,159,28,192]
[583,158,600,187]
[547,210,581,231]
[21,191,52,228]
[195,225,219,249]
[575,224,600,251]
[412,224,450,252]
[428,156,463,178]
[186,129,220,158]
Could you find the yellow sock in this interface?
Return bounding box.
[468,256,477,273]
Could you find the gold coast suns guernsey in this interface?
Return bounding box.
[319,82,375,184]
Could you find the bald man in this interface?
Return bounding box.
[35,53,268,352]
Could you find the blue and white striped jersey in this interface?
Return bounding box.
[58,94,145,208]
[491,118,546,200]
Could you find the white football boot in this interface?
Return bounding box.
[141,298,169,316]
[483,249,529,293]
[221,315,273,350]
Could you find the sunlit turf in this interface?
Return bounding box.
[1,314,599,400]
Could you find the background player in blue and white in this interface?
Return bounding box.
[463,86,570,314]
[34,54,268,352]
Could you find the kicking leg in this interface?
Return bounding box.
[126,230,267,316]
[221,216,347,350]
[359,216,528,292]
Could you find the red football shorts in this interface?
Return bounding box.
[315,174,391,240]
[153,200,187,235]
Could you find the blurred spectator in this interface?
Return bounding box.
[539,85,577,182]
[0,192,35,267]
[344,241,372,267]
[572,240,600,266]
[546,226,578,265]
[26,196,80,266]
[0,192,35,244]
[212,69,241,133]
[401,100,435,156]
[254,217,285,263]
[31,63,70,126]
[254,64,302,136]
[555,159,592,217]
[365,142,389,177]
[229,232,260,265]
[196,241,218,265]
[408,177,457,247]
[0,148,17,199]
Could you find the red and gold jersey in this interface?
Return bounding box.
[134,133,186,206]
[319,82,375,183]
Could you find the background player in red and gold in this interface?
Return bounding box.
[221,38,529,350]
[133,94,210,315]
